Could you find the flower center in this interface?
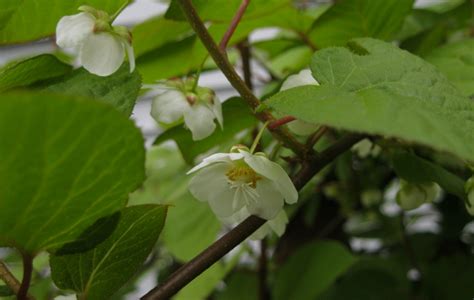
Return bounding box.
[226,165,261,188]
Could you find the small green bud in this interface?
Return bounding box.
[93,19,112,32]
[78,6,110,21]
[396,180,439,211]
[361,189,382,207]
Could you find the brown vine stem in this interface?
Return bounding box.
[177,0,308,158]
[268,116,296,129]
[0,260,21,294]
[18,253,33,300]
[141,133,363,300]
[219,0,251,52]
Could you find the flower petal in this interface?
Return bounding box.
[187,152,243,174]
[242,151,298,204]
[280,69,318,91]
[248,179,284,220]
[56,12,95,49]
[151,89,188,124]
[124,42,135,73]
[268,210,289,236]
[189,163,240,217]
[79,32,124,76]
[211,96,223,128]
[183,104,217,141]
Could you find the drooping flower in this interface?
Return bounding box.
[280,69,320,135]
[187,147,298,220]
[56,6,135,76]
[150,81,223,141]
[465,177,474,215]
[396,180,440,211]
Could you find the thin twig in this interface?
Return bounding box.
[258,239,270,300]
[177,0,308,157]
[306,126,328,148]
[297,31,318,51]
[18,253,33,300]
[219,0,251,52]
[141,133,363,300]
[268,116,296,129]
[237,39,253,90]
[0,260,21,295]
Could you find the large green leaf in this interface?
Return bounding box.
[50,205,167,300]
[0,54,72,92]
[391,152,466,200]
[0,92,145,253]
[267,38,474,162]
[0,0,128,44]
[425,39,474,97]
[154,98,256,164]
[309,0,414,48]
[41,64,141,116]
[273,241,356,300]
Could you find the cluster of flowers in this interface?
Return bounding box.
[55,6,474,238]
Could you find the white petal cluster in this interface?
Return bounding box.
[150,84,223,141]
[280,69,320,135]
[396,180,440,211]
[187,148,298,222]
[56,7,135,76]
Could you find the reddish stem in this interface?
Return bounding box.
[268,116,296,130]
[219,0,251,52]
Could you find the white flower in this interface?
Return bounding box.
[56,7,135,77]
[187,148,298,220]
[465,177,474,216]
[351,138,382,158]
[396,180,440,211]
[280,69,320,135]
[150,85,223,141]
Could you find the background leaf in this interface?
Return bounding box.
[308,0,414,48]
[267,38,474,162]
[0,54,72,93]
[273,241,356,300]
[50,205,167,300]
[0,0,128,44]
[425,39,474,97]
[0,92,145,253]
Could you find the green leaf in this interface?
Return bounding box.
[40,64,141,116]
[273,241,356,300]
[0,92,145,253]
[50,205,167,300]
[132,16,192,58]
[425,39,474,97]
[267,38,474,162]
[0,285,14,297]
[309,0,414,48]
[0,54,72,93]
[0,0,128,44]
[162,192,221,262]
[154,98,256,164]
[391,152,466,200]
[215,271,258,300]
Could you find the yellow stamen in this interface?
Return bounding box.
[226,166,261,188]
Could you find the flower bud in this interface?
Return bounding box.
[396,180,439,211]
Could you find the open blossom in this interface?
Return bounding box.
[280,69,320,135]
[56,6,135,76]
[150,83,223,141]
[187,147,298,220]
